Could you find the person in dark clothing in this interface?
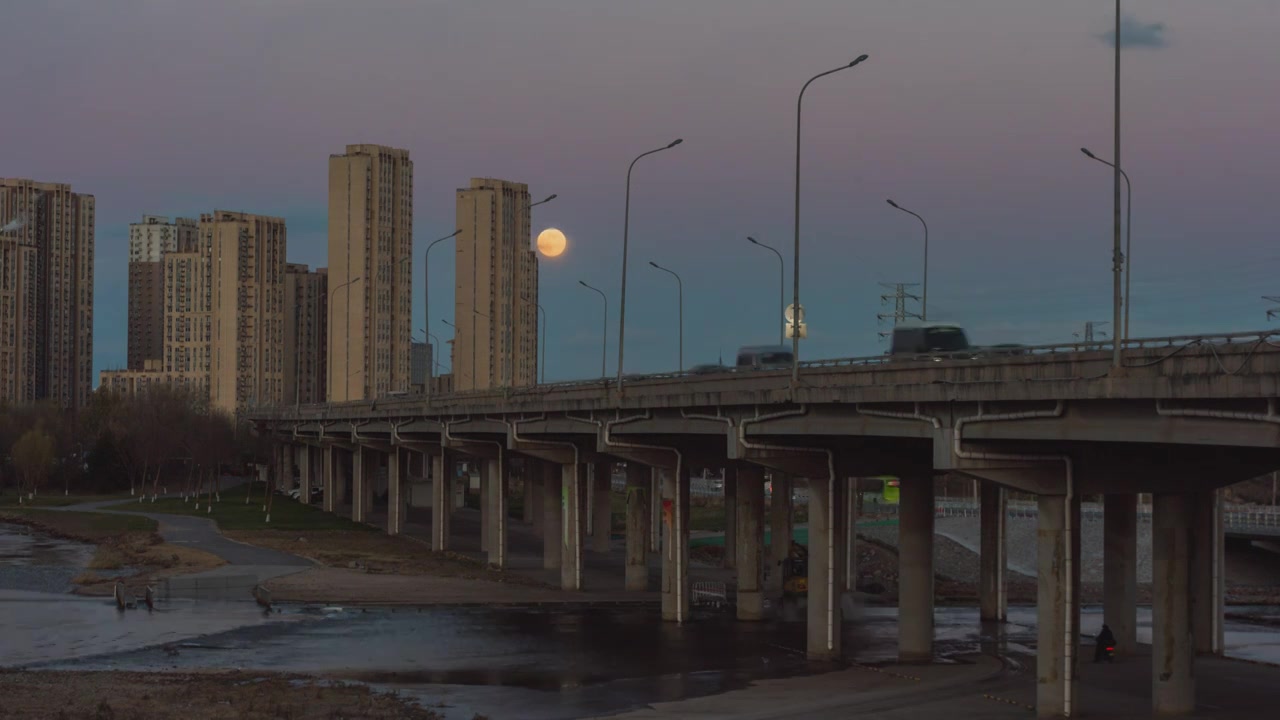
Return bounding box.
[1094,624,1116,662]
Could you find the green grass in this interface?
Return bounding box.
[0,508,157,539]
[0,492,133,509]
[108,484,374,532]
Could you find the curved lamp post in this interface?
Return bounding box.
[424,229,462,392]
[1081,148,1132,341]
[648,261,683,372]
[747,236,785,345]
[328,276,362,403]
[617,139,683,392]
[885,199,930,321]
[580,280,608,379]
[792,55,869,383]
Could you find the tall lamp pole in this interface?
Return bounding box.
[617,139,683,392]
[327,276,362,404]
[424,229,462,394]
[747,236,785,345]
[1081,148,1132,341]
[886,200,930,321]
[648,261,683,372]
[580,280,608,379]
[536,303,547,384]
[792,56,869,383]
[1111,0,1123,366]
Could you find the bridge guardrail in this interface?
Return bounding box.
[256,329,1280,421]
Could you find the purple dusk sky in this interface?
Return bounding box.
[2,0,1278,382]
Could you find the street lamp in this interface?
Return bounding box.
[648,261,683,373]
[328,276,362,403]
[792,55,869,383]
[424,229,462,393]
[536,303,547,384]
[1081,148,1133,341]
[885,199,930,321]
[617,139,683,392]
[516,194,556,388]
[1110,0,1123,367]
[747,236,785,345]
[579,280,608,379]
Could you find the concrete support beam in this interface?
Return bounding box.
[281,445,294,494]
[979,482,1007,622]
[297,447,311,505]
[1036,494,1079,719]
[592,461,612,553]
[1104,493,1138,656]
[528,466,542,533]
[625,463,650,591]
[351,448,367,523]
[661,464,691,622]
[649,468,661,554]
[561,463,587,590]
[478,460,490,552]
[736,464,765,621]
[431,452,451,552]
[323,447,335,512]
[807,473,846,660]
[543,461,562,570]
[898,476,935,663]
[1152,493,1196,714]
[766,474,793,599]
[335,450,348,507]
[485,458,507,568]
[387,448,405,536]
[723,466,737,570]
[845,477,858,592]
[1191,488,1225,656]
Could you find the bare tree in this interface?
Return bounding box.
[11,427,54,497]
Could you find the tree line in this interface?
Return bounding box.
[0,386,269,499]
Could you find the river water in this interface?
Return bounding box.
[6,524,1280,720]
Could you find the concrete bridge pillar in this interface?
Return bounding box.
[661,464,691,622]
[1104,493,1138,656]
[735,464,765,621]
[625,463,651,591]
[898,476,935,663]
[561,462,587,590]
[723,465,737,570]
[1036,494,1080,719]
[980,482,1007,622]
[807,473,846,660]
[526,463,541,530]
[387,448,405,536]
[298,447,312,506]
[766,474,793,600]
[1191,488,1225,656]
[431,452,452,552]
[322,447,335,512]
[335,450,349,508]
[845,477,858,593]
[280,445,294,494]
[1153,492,1196,714]
[543,461,562,570]
[592,461,612,553]
[479,460,490,552]
[485,458,508,568]
[351,448,367,523]
[649,468,661,553]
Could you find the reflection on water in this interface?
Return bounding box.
[0,524,97,594]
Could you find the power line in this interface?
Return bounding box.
[1266,296,1280,321]
[876,282,921,340]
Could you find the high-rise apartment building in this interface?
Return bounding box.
[453,178,539,391]
[204,210,287,415]
[0,178,94,411]
[128,215,197,370]
[284,263,327,405]
[162,225,213,396]
[327,144,413,402]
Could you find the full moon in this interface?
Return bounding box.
[536,228,567,257]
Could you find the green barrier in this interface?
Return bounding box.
[688,518,899,548]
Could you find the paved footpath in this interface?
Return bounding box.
[57,498,311,585]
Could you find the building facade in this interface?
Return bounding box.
[205,210,287,415]
[453,178,539,391]
[284,263,327,405]
[327,144,414,402]
[0,178,95,411]
[162,226,213,396]
[127,215,197,370]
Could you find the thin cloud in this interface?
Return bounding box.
[1100,15,1168,49]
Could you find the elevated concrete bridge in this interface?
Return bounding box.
[252,330,1280,717]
